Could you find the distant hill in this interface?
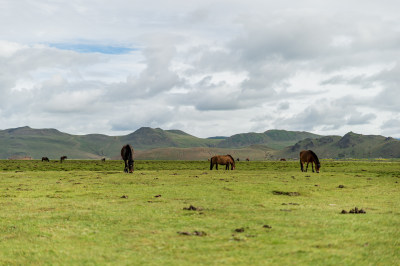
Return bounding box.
[277,132,400,159]
[217,129,321,149]
[0,126,399,160]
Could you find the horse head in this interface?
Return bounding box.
[128,159,134,173]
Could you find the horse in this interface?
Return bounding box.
[280,158,286,161]
[60,156,67,163]
[210,155,235,170]
[121,144,134,173]
[41,157,49,162]
[101,158,106,162]
[300,150,320,173]
[246,158,250,161]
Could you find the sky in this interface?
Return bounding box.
[1,0,400,138]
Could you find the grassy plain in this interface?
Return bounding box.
[0,159,399,265]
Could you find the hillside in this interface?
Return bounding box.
[1,126,399,160]
[217,130,320,149]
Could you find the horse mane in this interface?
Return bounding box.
[124,144,133,160]
[308,150,320,164]
[227,154,235,165]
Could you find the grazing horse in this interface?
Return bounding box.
[300,150,320,173]
[121,144,134,173]
[41,157,49,162]
[60,156,67,163]
[210,155,235,170]
[101,158,106,162]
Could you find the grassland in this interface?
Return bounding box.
[0,160,399,265]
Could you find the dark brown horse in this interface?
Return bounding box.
[300,150,320,173]
[41,157,49,162]
[121,144,134,173]
[210,155,235,170]
[60,156,67,163]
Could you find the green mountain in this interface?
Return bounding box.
[217,129,321,149]
[278,132,400,159]
[1,127,399,160]
[0,126,222,159]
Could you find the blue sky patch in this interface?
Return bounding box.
[49,43,135,54]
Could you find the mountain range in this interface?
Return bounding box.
[0,126,399,160]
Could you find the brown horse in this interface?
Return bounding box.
[121,144,134,173]
[60,156,67,163]
[210,155,235,170]
[41,157,49,162]
[300,150,320,173]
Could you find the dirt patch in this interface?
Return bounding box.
[177,231,207,236]
[273,190,300,196]
[263,225,272,229]
[234,228,245,233]
[341,207,366,214]
[338,185,345,188]
[120,195,128,199]
[183,205,203,211]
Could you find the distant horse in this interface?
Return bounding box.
[237,158,240,161]
[41,157,49,162]
[60,156,67,163]
[121,144,134,173]
[246,158,250,161]
[210,155,235,170]
[101,158,106,162]
[280,158,286,161]
[300,150,320,173]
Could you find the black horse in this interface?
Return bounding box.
[121,144,134,173]
[41,157,49,162]
[60,156,67,163]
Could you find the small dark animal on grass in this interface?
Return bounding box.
[121,144,134,173]
[300,150,320,173]
[60,156,67,163]
[210,155,235,170]
[101,158,106,162]
[246,158,250,161]
[41,157,49,162]
[280,158,286,161]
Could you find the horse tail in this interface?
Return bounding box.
[210,157,214,170]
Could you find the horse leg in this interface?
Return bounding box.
[312,163,315,173]
[305,162,309,172]
[210,161,213,170]
[300,160,304,172]
[124,160,128,173]
[216,164,218,170]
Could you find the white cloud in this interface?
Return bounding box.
[1,1,400,138]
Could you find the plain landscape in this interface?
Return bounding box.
[1,126,399,264]
[0,159,399,265]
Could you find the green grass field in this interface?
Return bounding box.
[0,160,399,265]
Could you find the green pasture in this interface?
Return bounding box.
[0,160,399,265]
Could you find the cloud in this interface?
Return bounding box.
[0,1,400,138]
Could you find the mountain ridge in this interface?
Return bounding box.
[1,126,399,160]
